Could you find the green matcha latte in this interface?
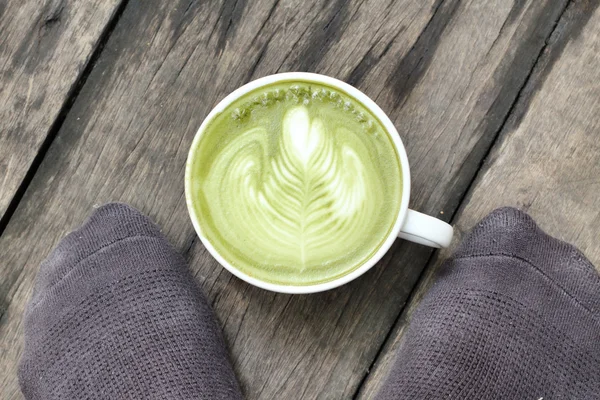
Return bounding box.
[188,80,402,286]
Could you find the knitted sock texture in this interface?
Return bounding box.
[375,207,600,399]
[18,203,243,400]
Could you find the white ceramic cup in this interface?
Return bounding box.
[185,72,453,294]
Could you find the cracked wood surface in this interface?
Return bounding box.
[0,0,124,225]
[358,1,600,398]
[0,0,592,398]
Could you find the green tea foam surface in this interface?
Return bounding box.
[189,81,402,286]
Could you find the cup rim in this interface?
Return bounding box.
[185,72,411,293]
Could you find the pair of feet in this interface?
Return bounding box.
[19,204,600,399]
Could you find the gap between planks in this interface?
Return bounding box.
[0,0,130,238]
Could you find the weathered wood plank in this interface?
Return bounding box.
[358,1,600,398]
[0,0,124,226]
[0,0,571,398]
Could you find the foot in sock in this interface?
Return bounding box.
[19,203,243,400]
[375,207,600,399]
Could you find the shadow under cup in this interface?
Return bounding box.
[185,73,410,293]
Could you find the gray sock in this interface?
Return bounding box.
[19,203,243,400]
[376,207,600,399]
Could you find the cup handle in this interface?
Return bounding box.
[398,209,454,248]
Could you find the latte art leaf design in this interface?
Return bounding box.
[208,106,382,270]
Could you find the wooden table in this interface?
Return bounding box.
[1,0,599,398]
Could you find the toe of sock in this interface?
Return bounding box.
[453,207,600,312]
[30,203,164,304]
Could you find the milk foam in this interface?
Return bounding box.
[189,81,402,285]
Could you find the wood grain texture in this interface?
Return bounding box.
[0,0,124,226]
[0,0,572,398]
[358,1,600,398]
